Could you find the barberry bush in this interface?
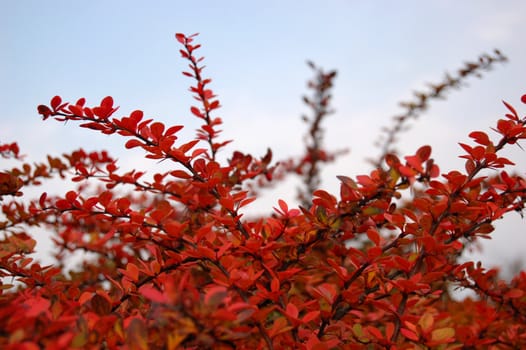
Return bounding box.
[1,33,525,349]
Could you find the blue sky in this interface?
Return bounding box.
[2,1,525,274]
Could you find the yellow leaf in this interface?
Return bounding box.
[352,323,364,337]
[71,331,88,348]
[168,332,187,350]
[367,271,376,285]
[418,313,434,332]
[431,327,455,342]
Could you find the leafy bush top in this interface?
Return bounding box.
[1,33,525,349]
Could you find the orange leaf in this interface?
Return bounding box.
[126,318,148,350]
[123,263,139,282]
[79,292,93,305]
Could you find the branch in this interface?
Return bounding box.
[372,49,508,168]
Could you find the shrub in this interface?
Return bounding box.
[1,33,525,349]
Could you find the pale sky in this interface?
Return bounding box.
[2,1,525,275]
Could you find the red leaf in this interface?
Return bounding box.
[497,119,513,134]
[405,155,423,173]
[216,241,232,259]
[469,131,491,146]
[150,122,165,140]
[271,277,280,292]
[140,285,167,303]
[170,170,191,179]
[197,246,216,260]
[179,139,199,153]
[502,100,519,120]
[130,109,144,122]
[278,199,288,215]
[366,228,381,246]
[191,106,203,118]
[367,246,382,260]
[220,197,234,211]
[465,159,476,173]
[91,293,112,315]
[303,310,320,323]
[26,297,51,317]
[39,192,47,208]
[51,96,62,110]
[385,322,395,340]
[209,100,220,110]
[401,328,420,341]
[117,197,131,212]
[505,288,524,298]
[367,326,384,340]
[166,125,184,136]
[69,104,84,116]
[399,165,416,178]
[239,197,256,208]
[79,121,107,131]
[179,49,189,58]
[416,145,431,161]
[55,199,71,210]
[313,283,336,303]
[164,221,185,238]
[65,190,78,202]
[175,33,186,44]
[98,191,113,207]
[104,274,124,295]
[37,105,52,118]
[192,148,207,158]
[125,139,143,149]
[286,302,299,319]
[101,96,114,109]
[97,229,116,246]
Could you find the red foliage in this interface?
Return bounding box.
[1,33,525,349]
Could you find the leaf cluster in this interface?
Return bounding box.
[1,33,525,349]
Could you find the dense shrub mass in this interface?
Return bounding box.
[1,33,525,349]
